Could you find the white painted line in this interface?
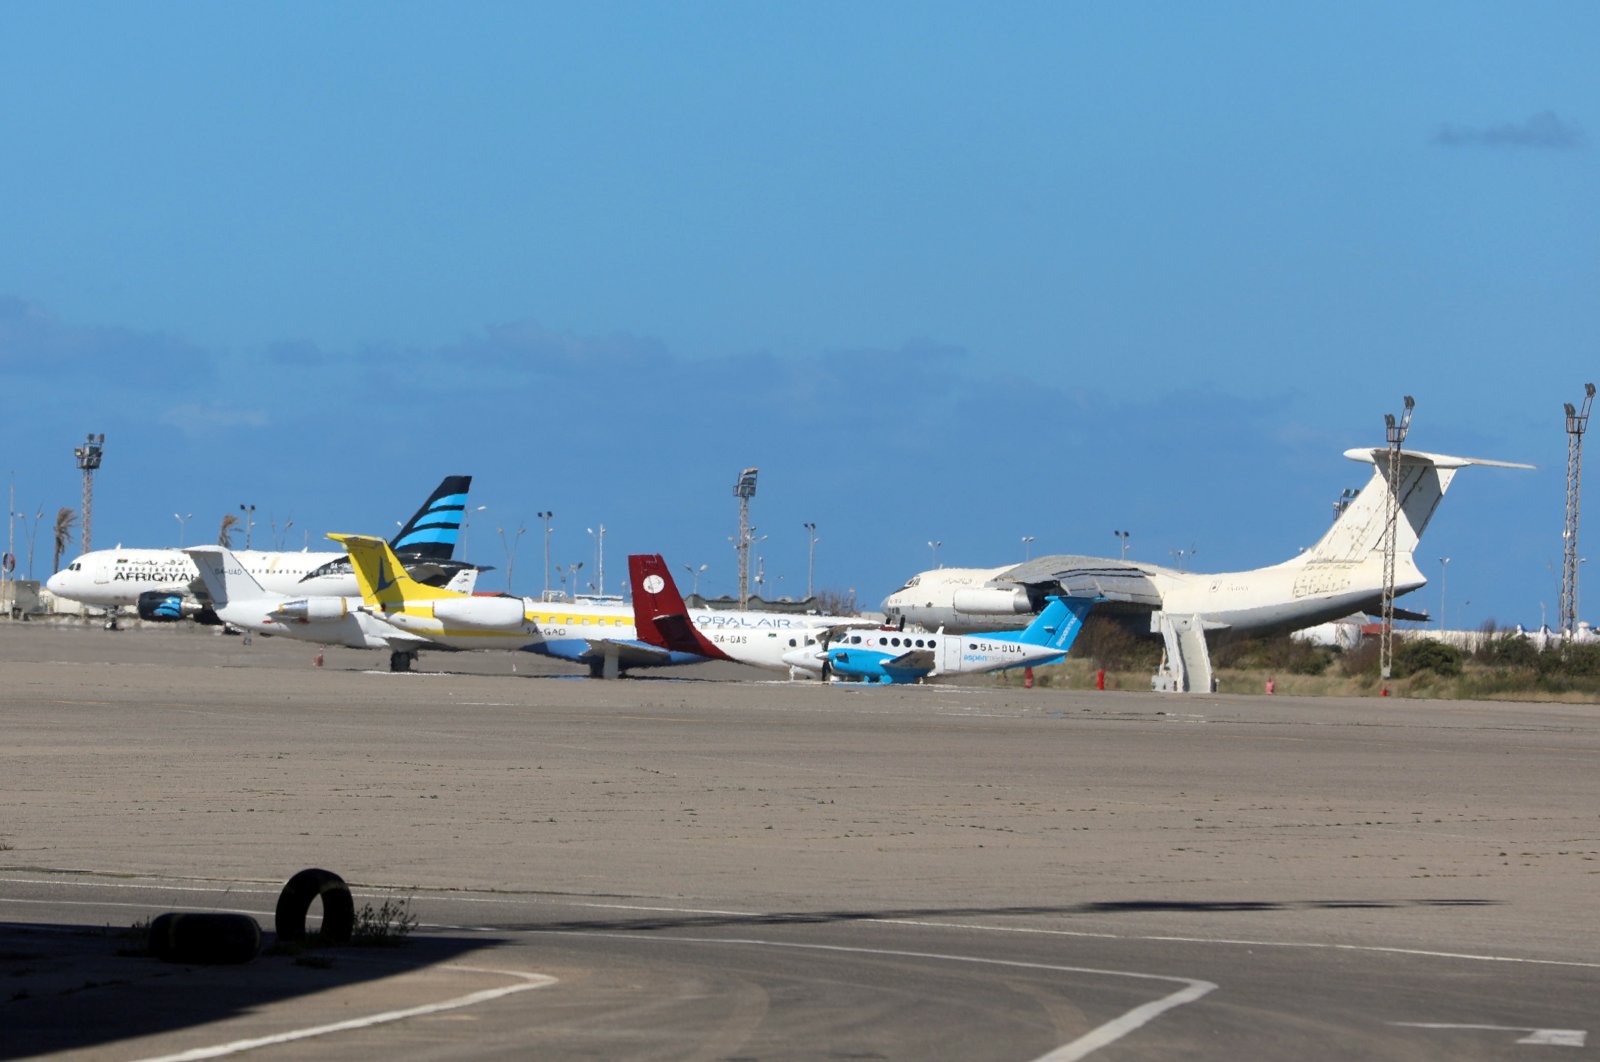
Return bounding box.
[575,932,1216,1062]
[1391,1023,1587,1047]
[129,965,556,1062]
[875,918,1600,971]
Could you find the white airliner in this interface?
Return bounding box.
[629,553,860,678]
[331,533,710,676]
[881,448,1532,692]
[45,476,475,626]
[184,545,438,656]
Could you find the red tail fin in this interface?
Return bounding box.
[628,554,732,661]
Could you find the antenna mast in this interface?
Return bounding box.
[1561,383,1595,638]
[73,433,105,554]
[1379,396,1414,686]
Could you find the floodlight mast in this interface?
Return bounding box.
[1379,396,1415,684]
[1561,383,1595,639]
[73,433,105,554]
[733,468,758,609]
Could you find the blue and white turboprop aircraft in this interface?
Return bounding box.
[783,595,1097,684]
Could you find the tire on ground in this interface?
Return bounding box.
[275,867,356,943]
[147,912,262,964]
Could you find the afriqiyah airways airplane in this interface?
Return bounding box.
[46,476,475,627]
[332,533,708,676]
[881,447,1532,692]
[629,553,861,678]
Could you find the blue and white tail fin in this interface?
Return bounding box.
[388,475,472,560]
[990,595,1096,652]
[184,545,273,608]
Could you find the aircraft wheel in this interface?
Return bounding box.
[389,651,415,673]
[274,867,355,944]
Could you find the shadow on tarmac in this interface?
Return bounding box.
[510,896,1500,935]
[0,921,502,1060]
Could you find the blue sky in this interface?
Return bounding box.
[1,2,1595,628]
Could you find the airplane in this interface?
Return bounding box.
[783,595,1097,684]
[45,476,476,627]
[629,552,861,677]
[184,544,440,659]
[881,447,1533,692]
[332,533,708,677]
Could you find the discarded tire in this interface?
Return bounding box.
[147,912,262,964]
[275,867,356,943]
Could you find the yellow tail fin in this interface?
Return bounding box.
[327,533,456,607]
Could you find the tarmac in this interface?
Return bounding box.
[2,622,1597,1060]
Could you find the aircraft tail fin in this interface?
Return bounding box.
[1002,595,1096,652]
[628,554,732,661]
[1300,449,1533,565]
[330,533,454,606]
[388,475,473,560]
[184,545,271,608]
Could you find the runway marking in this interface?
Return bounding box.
[128,965,556,1062]
[1391,1022,1587,1046]
[877,918,1600,970]
[569,931,1215,1062]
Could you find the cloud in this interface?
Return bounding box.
[1434,111,1584,149]
[159,403,270,433]
[0,295,216,386]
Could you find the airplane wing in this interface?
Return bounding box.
[996,555,1164,608]
[574,639,685,669]
[883,649,936,673]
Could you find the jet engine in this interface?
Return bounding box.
[136,591,221,625]
[431,596,526,630]
[951,587,1034,615]
[273,597,349,623]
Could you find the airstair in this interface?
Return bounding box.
[1150,611,1217,694]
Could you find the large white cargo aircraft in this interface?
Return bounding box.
[45,476,475,626]
[881,448,1531,692]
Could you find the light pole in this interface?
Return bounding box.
[460,504,487,556]
[1438,556,1450,630]
[733,468,759,609]
[239,503,256,550]
[537,511,553,598]
[803,522,818,599]
[559,561,583,600]
[683,563,708,598]
[1021,535,1035,560]
[1169,547,1195,571]
[74,433,105,554]
[1380,395,1416,683]
[928,540,942,568]
[498,524,526,595]
[586,524,606,596]
[174,512,192,547]
[1113,529,1130,560]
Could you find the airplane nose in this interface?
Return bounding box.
[45,571,66,594]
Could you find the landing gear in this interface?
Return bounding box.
[389,650,417,673]
[102,608,120,631]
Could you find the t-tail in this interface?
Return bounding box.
[388,475,472,560]
[1298,450,1534,566]
[184,545,272,608]
[330,533,454,607]
[990,595,1096,653]
[628,554,733,661]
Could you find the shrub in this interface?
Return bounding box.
[1394,638,1462,678]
